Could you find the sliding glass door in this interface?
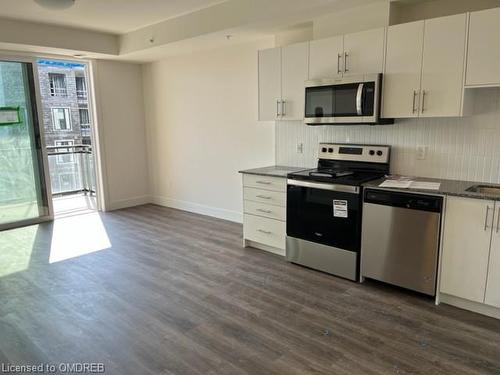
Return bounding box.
[0,60,50,229]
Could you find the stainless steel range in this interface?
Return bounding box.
[286,143,390,281]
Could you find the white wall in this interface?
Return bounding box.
[93,60,150,210]
[276,88,500,184]
[142,39,276,223]
[313,1,390,39]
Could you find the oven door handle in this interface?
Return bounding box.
[287,179,359,194]
[356,83,364,116]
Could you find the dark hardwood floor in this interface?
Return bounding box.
[0,204,499,374]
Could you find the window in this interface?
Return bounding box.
[76,76,87,99]
[55,140,74,164]
[79,108,90,126]
[49,73,67,96]
[52,108,72,130]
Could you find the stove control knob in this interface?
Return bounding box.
[321,147,327,153]
[369,150,375,156]
[328,148,334,153]
[377,150,383,156]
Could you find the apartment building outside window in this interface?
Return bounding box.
[79,107,90,126]
[76,76,87,99]
[55,140,75,164]
[52,108,72,130]
[49,73,67,96]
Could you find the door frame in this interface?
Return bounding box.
[0,53,108,230]
[0,55,53,231]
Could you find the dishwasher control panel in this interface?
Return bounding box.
[364,190,442,212]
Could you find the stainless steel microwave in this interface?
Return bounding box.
[304,73,393,125]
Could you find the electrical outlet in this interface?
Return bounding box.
[297,143,304,154]
[416,145,428,160]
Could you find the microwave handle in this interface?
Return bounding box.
[356,83,364,115]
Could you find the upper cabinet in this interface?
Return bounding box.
[258,7,500,122]
[419,13,467,117]
[382,21,424,118]
[258,47,281,121]
[309,28,385,80]
[258,43,308,121]
[466,7,500,87]
[309,35,343,79]
[343,28,385,76]
[383,14,467,118]
[281,42,309,120]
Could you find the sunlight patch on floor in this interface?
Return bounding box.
[0,225,38,277]
[49,212,111,263]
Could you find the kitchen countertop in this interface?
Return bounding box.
[363,176,500,201]
[239,165,306,178]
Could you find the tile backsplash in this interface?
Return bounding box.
[276,88,500,183]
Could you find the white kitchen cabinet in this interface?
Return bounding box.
[466,7,500,87]
[258,43,308,121]
[258,47,281,121]
[241,173,287,255]
[383,14,467,118]
[382,21,424,118]
[420,13,467,117]
[343,28,385,76]
[309,35,344,79]
[440,197,493,303]
[308,29,384,80]
[485,206,500,308]
[281,42,309,120]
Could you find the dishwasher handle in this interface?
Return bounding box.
[364,189,442,213]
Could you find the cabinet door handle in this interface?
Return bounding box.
[276,99,280,117]
[496,207,500,233]
[257,229,272,234]
[337,53,342,74]
[485,206,492,231]
[421,90,427,113]
[256,195,272,199]
[281,100,286,117]
[256,180,271,185]
[257,208,272,214]
[412,90,418,114]
[344,52,349,73]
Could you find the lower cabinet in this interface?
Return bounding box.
[440,196,500,311]
[242,174,286,255]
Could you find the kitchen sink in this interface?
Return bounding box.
[466,185,500,196]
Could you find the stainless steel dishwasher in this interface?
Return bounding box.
[361,189,443,296]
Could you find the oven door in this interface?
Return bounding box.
[286,180,362,252]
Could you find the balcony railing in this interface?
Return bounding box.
[80,124,91,138]
[76,89,87,99]
[46,145,96,196]
[50,87,67,97]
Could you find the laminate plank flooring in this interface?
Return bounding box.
[0,204,499,374]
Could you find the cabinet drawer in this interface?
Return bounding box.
[244,187,285,207]
[243,174,286,192]
[244,214,286,250]
[244,200,286,221]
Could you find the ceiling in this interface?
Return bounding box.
[0,0,388,62]
[0,0,228,34]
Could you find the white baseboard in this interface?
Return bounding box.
[107,195,151,211]
[439,293,500,319]
[151,196,243,223]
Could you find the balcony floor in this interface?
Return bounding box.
[53,193,97,217]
